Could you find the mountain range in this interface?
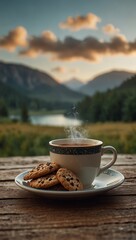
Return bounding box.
[0,61,84,104]
[0,61,135,111]
[63,78,83,91]
[64,70,135,95]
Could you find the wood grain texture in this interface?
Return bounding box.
[0,155,136,240]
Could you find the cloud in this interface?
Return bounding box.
[0,26,27,51]
[52,66,66,73]
[20,31,57,57]
[103,24,120,35]
[69,68,79,74]
[41,31,57,42]
[59,13,101,31]
[1,27,136,62]
[52,66,79,74]
[20,32,136,62]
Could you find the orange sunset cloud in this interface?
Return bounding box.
[20,30,57,57]
[52,66,79,74]
[52,66,66,73]
[20,32,136,62]
[103,24,120,35]
[0,27,136,63]
[0,26,27,51]
[59,13,101,31]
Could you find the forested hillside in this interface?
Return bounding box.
[78,75,136,122]
[0,79,73,116]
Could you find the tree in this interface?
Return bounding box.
[123,94,136,122]
[21,104,29,123]
[0,99,8,117]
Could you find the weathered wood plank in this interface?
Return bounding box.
[0,198,136,240]
[0,195,136,215]
[0,156,50,167]
[0,155,135,167]
[0,224,135,240]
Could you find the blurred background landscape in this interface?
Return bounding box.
[0,0,136,156]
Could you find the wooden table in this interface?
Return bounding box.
[0,155,136,240]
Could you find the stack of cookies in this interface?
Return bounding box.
[24,162,83,191]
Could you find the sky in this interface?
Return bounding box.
[0,0,136,83]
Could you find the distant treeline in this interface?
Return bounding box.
[0,95,73,122]
[0,77,77,118]
[0,79,73,117]
[78,75,136,122]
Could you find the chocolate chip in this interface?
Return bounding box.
[46,162,51,166]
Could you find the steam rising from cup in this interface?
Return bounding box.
[65,106,88,141]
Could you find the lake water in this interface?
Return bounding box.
[10,114,82,127]
[30,114,82,126]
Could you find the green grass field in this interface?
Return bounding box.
[0,122,136,156]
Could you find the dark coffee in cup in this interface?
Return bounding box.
[58,143,93,147]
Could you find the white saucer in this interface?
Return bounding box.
[15,168,124,199]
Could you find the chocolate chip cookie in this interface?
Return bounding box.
[24,162,60,180]
[56,168,83,191]
[28,173,59,189]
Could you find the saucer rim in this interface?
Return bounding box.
[15,168,125,198]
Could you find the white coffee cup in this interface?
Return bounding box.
[49,138,117,188]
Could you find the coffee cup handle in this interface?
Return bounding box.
[98,146,117,175]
